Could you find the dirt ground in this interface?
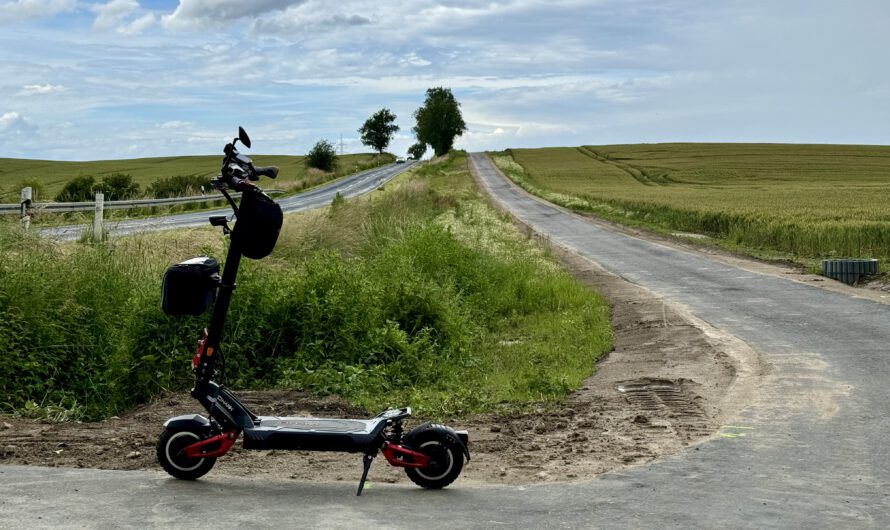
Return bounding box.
[0,233,771,489]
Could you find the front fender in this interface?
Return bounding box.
[163,414,211,432]
[404,422,470,462]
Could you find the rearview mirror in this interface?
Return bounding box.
[238,127,251,149]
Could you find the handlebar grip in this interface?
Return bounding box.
[254,165,279,179]
[231,177,254,192]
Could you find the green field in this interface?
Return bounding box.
[0,153,391,203]
[494,143,890,263]
[0,152,612,420]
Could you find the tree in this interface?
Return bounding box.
[306,140,338,172]
[408,142,427,160]
[412,87,467,157]
[358,108,399,154]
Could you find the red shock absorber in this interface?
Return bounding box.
[193,328,209,371]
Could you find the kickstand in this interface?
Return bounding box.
[356,453,375,496]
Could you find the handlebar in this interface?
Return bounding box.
[253,166,279,180]
[213,135,278,192]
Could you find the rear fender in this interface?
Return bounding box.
[163,414,212,433]
[404,422,470,462]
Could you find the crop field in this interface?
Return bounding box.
[0,153,389,203]
[496,143,890,262]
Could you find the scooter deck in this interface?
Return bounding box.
[242,416,387,452]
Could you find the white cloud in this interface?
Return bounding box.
[91,0,156,34]
[19,83,65,95]
[163,0,306,30]
[92,0,137,30]
[0,0,75,22]
[0,111,37,133]
[118,13,156,34]
[157,120,194,129]
[400,53,431,68]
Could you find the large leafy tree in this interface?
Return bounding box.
[413,87,467,157]
[358,108,400,154]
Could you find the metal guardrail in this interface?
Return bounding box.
[0,190,284,214]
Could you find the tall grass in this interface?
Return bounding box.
[496,145,890,263]
[0,152,612,420]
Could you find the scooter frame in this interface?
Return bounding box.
[157,135,469,495]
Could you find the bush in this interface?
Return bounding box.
[96,173,140,201]
[19,178,44,202]
[306,140,338,172]
[56,175,96,202]
[147,175,208,198]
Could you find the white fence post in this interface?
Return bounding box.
[20,187,32,230]
[94,192,104,240]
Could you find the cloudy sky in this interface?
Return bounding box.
[1,0,888,160]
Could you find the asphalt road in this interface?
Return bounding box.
[40,161,418,240]
[2,153,888,528]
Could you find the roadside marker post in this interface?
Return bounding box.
[94,192,104,240]
[20,187,32,231]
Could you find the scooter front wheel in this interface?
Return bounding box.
[404,431,464,489]
[157,428,217,480]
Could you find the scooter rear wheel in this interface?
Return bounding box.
[404,431,464,489]
[157,428,216,480]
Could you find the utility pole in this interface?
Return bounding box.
[340,134,344,155]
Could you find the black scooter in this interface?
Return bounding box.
[156,128,469,495]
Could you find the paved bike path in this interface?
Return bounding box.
[1,154,887,528]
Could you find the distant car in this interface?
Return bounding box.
[396,157,406,164]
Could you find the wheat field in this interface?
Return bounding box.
[496,143,890,261]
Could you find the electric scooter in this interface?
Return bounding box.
[156,128,469,495]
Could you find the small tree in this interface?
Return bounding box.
[306,140,338,172]
[408,143,427,160]
[56,175,96,202]
[413,87,467,157]
[358,108,400,154]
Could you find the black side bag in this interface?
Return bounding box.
[232,189,283,260]
[162,257,221,316]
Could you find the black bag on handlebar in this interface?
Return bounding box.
[232,189,283,259]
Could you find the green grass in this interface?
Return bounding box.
[0,152,393,203]
[494,144,890,264]
[0,152,612,420]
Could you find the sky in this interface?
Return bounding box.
[1,0,888,160]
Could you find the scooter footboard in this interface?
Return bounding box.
[242,430,376,452]
[243,416,388,452]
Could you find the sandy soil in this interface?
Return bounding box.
[0,237,766,488]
